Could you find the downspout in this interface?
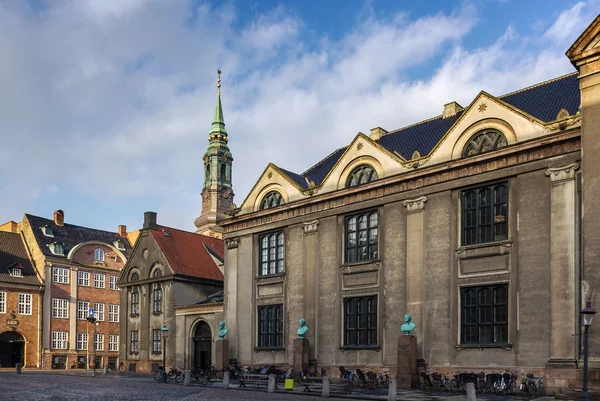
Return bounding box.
[578,172,583,365]
[39,286,43,369]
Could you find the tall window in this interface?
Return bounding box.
[108,335,119,352]
[18,293,32,315]
[52,298,69,318]
[152,329,161,353]
[344,296,377,347]
[153,286,162,313]
[109,276,119,290]
[259,232,285,275]
[0,292,5,314]
[77,301,90,320]
[259,191,284,210]
[346,165,378,187]
[78,271,90,286]
[52,332,68,349]
[94,248,105,261]
[462,129,508,157]
[94,303,105,321]
[77,333,88,350]
[94,273,105,288]
[131,288,139,315]
[52,267,69,284]
[220,163,227,181]
[462,183,508,246]
[345,211,378,263]
[258,304,283,348]
[109,304,119,323]
[94,333,104,351]
[461,284,508,344]
[130,330,139,353]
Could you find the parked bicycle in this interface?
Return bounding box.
[520,373,545,397]
[107,361,127,373]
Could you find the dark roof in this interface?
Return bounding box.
[195,290,224,304]
[297,73,580,185]
[0,232,42,286]
[25,214,133,259]
[280,168,307,189]
[151,226,224,281]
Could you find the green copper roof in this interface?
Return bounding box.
[209,92,227,137]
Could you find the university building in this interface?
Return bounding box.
[220,16,600,392]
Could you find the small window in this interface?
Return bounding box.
[113,240,125,250]
[18,293,32,315]
[108,335,119,352]
[205,163,211,182]
[41,225,54,237]
[461,284,508,344]
[109,304,119,323]
[94,273,105,289]
[77,301,89,320]
[462,183,508,246]
[94,303,104,321]
[344,296,378,347]
[259,191,284,210]
[345,211,378,263]
[153,269,162,278]
[109,276,119,290]
[462,129,508,157]
[152,329,162,353]
[131,288,139,315]
[77,332,88,351]
[94,333,104,351]
[130,330,139,353]
[0,292,6,314]
[78,271,90,286]
[258,304,283,348]
[52,331,68,349]
[131,272,139,281]
[52,298,69,318]
[259,231,284,275]
[94,248,105,262]
[346,165,378,188]
[50,242,64,256]
[52,267,69,284]
[10,268,22,277]
[153,286,162,313]
[220,163,227,182]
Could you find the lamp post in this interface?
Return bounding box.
[87,313,98,378]
[161,323,169,383]
[580,299,596,401]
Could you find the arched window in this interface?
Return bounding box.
[131,272,139,281]
[94,248,104,261]
[205,163,211,181]
[153,269,162,278]
[153,285,162,313]
[346,165,378,188]
[131,287,139,315]
[259,191,284,210]
[220,163,227,182]
[462,129,508,157]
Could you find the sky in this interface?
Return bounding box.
[0,0,598,233]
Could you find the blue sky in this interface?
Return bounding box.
[0,0,598,233]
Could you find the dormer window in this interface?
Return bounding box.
[346,165,378,188]
[259,191,284,210]
[41,225,54,237]
[462,129,508,157]
[10,267,22,277]
[49,242,64,256]
[113,240,125,250]
[94,248,105,262]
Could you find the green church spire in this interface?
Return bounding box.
[209,69,228,139]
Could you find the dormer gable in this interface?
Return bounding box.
[49,242,64,256]
[41,225,54,237]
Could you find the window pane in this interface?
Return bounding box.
[462,284,508,345]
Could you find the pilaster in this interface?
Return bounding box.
[224,237,239,360]
[69,267,78,352]
[302,220,319,360]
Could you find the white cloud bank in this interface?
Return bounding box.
[0,0,598,231]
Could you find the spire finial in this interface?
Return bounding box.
[217,69,221,96]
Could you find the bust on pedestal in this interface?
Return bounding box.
[397,313,419,388]
[293,318,310,374]
[215,321,229,370]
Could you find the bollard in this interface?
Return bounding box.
[15,363,22,374]
[322,376,330,398]
[104,365,108,375]
[223,371,230,389]
[184,370,191,386]
[268,373,276,393]
[466,382,477,401]
[387,377,397,401]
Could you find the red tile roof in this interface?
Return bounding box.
[150,226,224,281]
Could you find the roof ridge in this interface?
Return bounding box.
[498,72,578,99]
[157,225,222,243]
[302,146,348,176]
[25,214,121,236]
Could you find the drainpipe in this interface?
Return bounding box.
[38,286,43,369]
[578,172,583,365]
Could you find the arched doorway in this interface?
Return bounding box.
[0,331,25,367]
[193,322,211,370]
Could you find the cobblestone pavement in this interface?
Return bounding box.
[0,371,556,401]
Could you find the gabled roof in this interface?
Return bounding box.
[25,214,132,259]
[304,147,347,186]
[280,168,308,189]
[0,232,42,286]
[150,226,224,282]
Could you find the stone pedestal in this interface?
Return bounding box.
[293,338,309,374]
[215,340,229,371]
[397,335,418,388]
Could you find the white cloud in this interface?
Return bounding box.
[0,1,597,231]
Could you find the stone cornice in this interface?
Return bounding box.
[303,220,319,234]
[545,163,580,182]
[222,130,580,234]
[403,196,427,212]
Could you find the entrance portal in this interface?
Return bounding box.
[0,331,25,367]
[193,322,211,369]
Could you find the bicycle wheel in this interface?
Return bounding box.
[537,382,545,396]
[176,372,185,383]
[119,365,127,372]
[451,380,459,392]
[154,371,164,381]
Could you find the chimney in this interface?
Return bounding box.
[369,127,388,140]
[53,210,64,226]
[143,212,158,230]
[443,101,462,119]
[118,225,127,237]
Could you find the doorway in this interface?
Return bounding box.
[0,331,25,367]
[193,321,211,369]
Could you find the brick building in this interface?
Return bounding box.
[0,231,43,367]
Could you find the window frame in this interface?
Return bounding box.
[108,334,119,352]
[0,292,5,314]
[94,333,104,351]
[130,288,140,315]
[94,273,106,289]
[77,301,90,320]
[52,331,68,350]
[344,210,379,264]
[152,329,161,353]
[258,231,285,276]
[460,284,509,345]
[94,248,105,262]
[10,268,22,277]
[257,304,284,349]
[153,285,162,313]
[78,271,90,287]
[93,302,105,321]
[462,129,508,158]
[52,267,69,284]
[130,330,139,353]
[77,332,88,351]
[461,182,509,246]
[52,298,69,319]
[108,304,119,323]
[18,293,32,315]
[343,295,378,348]
[259,191,285,210]
[109,276,119,290]
[346,164,378,188]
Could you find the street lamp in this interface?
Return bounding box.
[87,314,98,378]
[161,323,169,383]
[580,299,596,401]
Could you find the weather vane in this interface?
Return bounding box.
[217,68,222,95]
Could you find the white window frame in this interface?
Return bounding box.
[94,333,104,351]
[52,267,69,284]
[94,302,105,321]
[52,298,69,319]
[94,248,105,261]
[77,301,89,320]
[18,293,32,315]
[77,332,88,350]
[0,292,6,314]
[94,273,105,289]
[109,276,119,291]
[78,271,90,286]
[108,304,119,323]
[52,331,68,349]
[108,334,119,352]
[10,268,22,277]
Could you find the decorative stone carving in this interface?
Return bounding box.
[225,237,240,249]
[401,156,430,170]
[547,115,581,130]
[303,220,319,234]
[402,196,427,212]
[545,163,579,182]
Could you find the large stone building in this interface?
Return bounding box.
[221,16,600,393]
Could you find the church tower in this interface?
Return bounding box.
[194,70,234,238]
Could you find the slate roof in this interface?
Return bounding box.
[280,168,308,189]
[289,73,581,187]
[0,231,42,286]
[150,226,224,282]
